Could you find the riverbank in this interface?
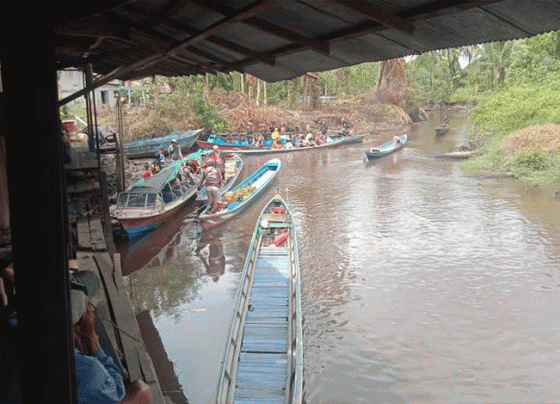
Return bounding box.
[464,123,560,185]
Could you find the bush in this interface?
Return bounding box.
[190,95,226,132]
[471,78,560,133]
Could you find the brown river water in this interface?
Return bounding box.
[119,113,560,404]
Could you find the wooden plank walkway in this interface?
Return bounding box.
[234,246,290,404]
[75,218,167,404]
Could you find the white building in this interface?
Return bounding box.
[57,68,120,107]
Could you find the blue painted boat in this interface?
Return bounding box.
[113,150,205,239]
[216,194,303,404]
[198,159,281,226]
[122,128,204,158]
[365,134,407,160]
[195,154,244,204]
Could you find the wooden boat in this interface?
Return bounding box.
[196,133,255,150]
[232,138,346,156]
[216,194,303,404]
[198,159,281,225]
[435,126,450,136]
[196,154,244,203]
[119,129,204,158]
[113,150,205,239]
[365,134,407,160]
[331,133,365,144]
[200,133,361,155]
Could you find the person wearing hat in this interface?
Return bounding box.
[210,145,226,179]
[72,271,152,404]
[167,139,183,161]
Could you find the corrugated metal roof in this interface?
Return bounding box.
[55,0,560,87]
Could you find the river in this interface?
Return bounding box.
[119,113,560,404]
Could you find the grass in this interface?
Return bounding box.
[465,79,560,185]
[465,124,560,184]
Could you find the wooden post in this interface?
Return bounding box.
[116,96,125,193]
[2,40,74,402]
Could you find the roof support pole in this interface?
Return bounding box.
[2,38,74,402]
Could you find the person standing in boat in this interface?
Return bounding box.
[199,161,223,214]
[167,139,183,161]
[210,145,226,180]
[245,121,254,144]
[271,127,280,148]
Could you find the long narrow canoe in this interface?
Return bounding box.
[196,154,244,204]
[199,159,281,226]
[102,129,204,158]
[365,134,407,160]
[216,194,303,404]
[232,138,345,156]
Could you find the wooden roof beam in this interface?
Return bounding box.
[329,0,414,34]
[243,17,330,55]
[192,0,329,55]
[206,35,276,66]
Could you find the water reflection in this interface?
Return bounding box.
[119,113,560,404]
[195,228,226,282]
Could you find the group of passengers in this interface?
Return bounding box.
[245,119,352,150]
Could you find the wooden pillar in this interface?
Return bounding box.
[2,39,74,402]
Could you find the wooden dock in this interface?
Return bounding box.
[66,147,169,404]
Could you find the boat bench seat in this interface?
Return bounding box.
[260,213,288,228]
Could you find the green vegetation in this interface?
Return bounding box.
[85,28,560,184]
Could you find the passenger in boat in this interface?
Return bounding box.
[319,121,328,136]
[152,162,162,174]
[256,135,264,148]
[393,135,401,146]
[199,161,222,214]
[142,164,153,178]
[342,118,351,136]
[154,149,166,166]
[167,139,183,161]
[210,145,226,178]
[181,165,196,186]
[72,270,153,404]
[271,127,280,148]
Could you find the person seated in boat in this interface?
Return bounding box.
[393,135,401,146]
[142,164,153,178]
[304,130,315,147]
[71,270,153,404]
[154,148,166,166]
[199,161,223,214]
[181,165,196,186]
[315,132,326,144]
[152,162,162,174]
[170,178,185,197]
[167,139,183,161]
